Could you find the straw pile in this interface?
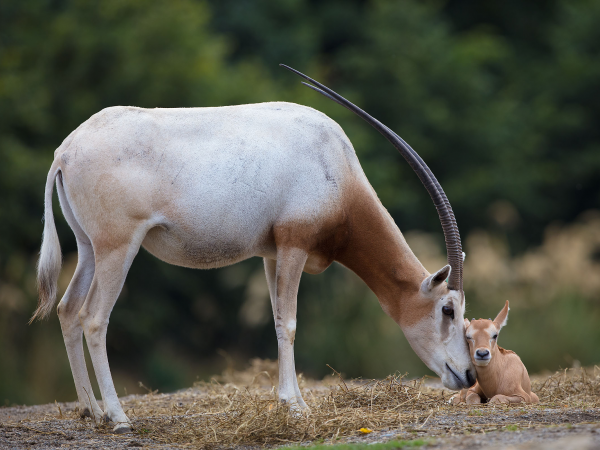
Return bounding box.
[533,365,600,406]
[121,364,448,446]
[97,363,597,446]
[10,362,600,448]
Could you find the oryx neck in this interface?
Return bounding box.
[336,184,426,323]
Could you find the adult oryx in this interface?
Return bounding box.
[33,65,475,432]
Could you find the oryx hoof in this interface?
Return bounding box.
[287,401,309,418]
[79,407,91,418]
[113,423,132,434]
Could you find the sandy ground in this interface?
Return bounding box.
[2,395,599,449]
[1,366,599,449]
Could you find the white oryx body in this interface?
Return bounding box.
[36,101,475,432]
[63,103,353,271]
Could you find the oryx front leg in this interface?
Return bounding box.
[269,248,308,412]
[265,257,307,409]
[79,238,142,433]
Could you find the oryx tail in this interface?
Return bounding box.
[31,160,62,322]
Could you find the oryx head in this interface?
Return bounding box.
[399,263,475,390]
[282,64,476,390]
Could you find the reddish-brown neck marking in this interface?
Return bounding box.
[335,184,431,326]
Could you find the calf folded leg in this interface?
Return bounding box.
[465,391,483,404]
[489,394,525,404]
[490,385,534,404]
[452,382,484,405]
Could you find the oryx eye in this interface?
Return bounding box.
[442,305,454,319]
[492,334,498,340]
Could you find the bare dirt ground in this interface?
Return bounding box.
[1,361,599,449]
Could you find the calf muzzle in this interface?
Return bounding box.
[474,348,491,366]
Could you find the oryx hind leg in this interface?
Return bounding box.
[55,178,103,420]
[264,250,308,411]
[79,224,148,433]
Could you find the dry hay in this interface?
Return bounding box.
[532,365,600,406]
[10,362,600,448]
[120,365,448,447]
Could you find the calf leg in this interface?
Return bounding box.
[466,391,483,404]
[265,250,308,410]
[79,232,145,432]
[452,386,483,405]
[451,389,466,404]
[490,385,533,404]
[489,394,525,404]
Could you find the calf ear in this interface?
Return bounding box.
[493,300,510,330]
[421,265,451,294]
[464,318,470,329]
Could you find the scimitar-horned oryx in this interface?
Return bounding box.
[32,65,475,432]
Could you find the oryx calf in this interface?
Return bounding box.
[33,66,475,432]
[453,301,539,404]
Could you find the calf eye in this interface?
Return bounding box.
[442,305,454,319]
[492,334,498,340]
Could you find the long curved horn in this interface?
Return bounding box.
[280,64,463,291]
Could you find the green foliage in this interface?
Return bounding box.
[0,0,599,405]
[210,0,600,248]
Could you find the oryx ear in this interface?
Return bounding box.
[493,300,510,330]
[464,318,470,329]
[421,265,451,294]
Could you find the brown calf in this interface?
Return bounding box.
[453,301,539,404]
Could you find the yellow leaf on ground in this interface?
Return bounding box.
[359,428,373,434]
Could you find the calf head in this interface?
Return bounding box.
[464,300,509,367]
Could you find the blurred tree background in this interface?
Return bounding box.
[1,0,599,405]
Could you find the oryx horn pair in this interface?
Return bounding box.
[281,64,464,292]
